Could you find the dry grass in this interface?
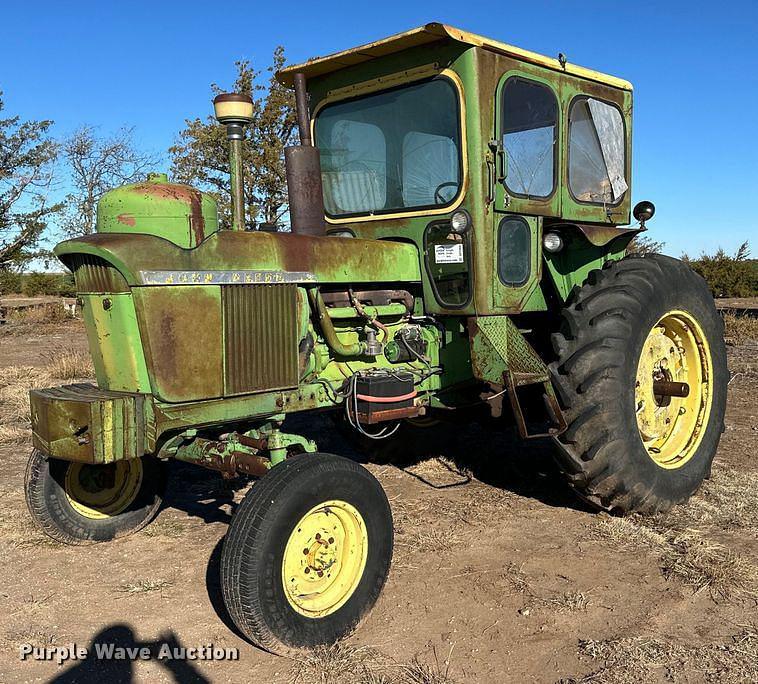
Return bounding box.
[43,347,93,381]
[0,424,28,444]
[116,578,174,595]
[501,562,532,594]
[723,311,758,346]
[0,366,52,425]
[289,643,457,684]
[592,468,758,603]
[657,463,758,533]
[0,503,62,549]
[546,590,590,613]
[574,626,758,683]
[660,531,757,602]
[141,518,186,539]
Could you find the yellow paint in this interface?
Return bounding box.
[64,460,143,519]
[635,310,713,469]
[282,500,368,618]
[279,23,633,91]
[312,68,469,225]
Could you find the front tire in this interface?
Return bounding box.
[25,451,166,544]
[220,452,393,654]
[550,254,727,514]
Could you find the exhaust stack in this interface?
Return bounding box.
[213,93,254,231]
[285,73,326,236]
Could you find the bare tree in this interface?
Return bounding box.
[61,126,158,237]
[0,92,62,270]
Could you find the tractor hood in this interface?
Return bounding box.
[54,230,421,286]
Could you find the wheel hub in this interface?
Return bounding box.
[64,460,143,519]
[282,500,367,618]
[635,310,712,469]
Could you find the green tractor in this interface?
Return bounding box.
[26,23,727,653]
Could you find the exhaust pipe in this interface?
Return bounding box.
[285,73,326,236]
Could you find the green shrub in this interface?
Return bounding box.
[22,272,63,296]
[683,242,758,298]
[0,270,23,295]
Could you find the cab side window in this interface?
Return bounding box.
[568,97,627,204]
[502,78,558,199]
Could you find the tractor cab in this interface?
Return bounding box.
[278,22,638,316]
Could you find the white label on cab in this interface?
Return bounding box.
[434,243,464,264]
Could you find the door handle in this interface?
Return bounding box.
[488,139,506,183]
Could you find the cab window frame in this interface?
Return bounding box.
[313,75,465,220]
[567,94,628,208]
[499,75,560,202]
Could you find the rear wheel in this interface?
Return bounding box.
[25,451,166,544]
[549,254,727,514]
[220,452,393,653]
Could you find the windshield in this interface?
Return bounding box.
[314,77,462,218]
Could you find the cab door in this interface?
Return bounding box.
[490,71,561,311]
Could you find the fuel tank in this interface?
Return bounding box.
[96,172,218,248]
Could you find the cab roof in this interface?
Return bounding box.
[277,22,633,91]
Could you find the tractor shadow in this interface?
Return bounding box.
[159,406,590,535]
[288,411,592,513]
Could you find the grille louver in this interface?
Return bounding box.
[222,284,299,395]
[68,254,129,293]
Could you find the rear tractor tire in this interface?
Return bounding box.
[25,450,166,545]
[220,452,393,654]
[550,254,727,515]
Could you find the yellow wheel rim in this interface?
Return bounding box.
[64,460,143,519]
[635,310,713,469]
[282,500,368,618]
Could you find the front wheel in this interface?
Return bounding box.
[220,452,393,654]
[550,254,728,514]
[25,451,166,544]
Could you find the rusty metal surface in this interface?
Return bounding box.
[223,284,300,395]
[95,175,217,249]
[653,380,690,398]
[357,405,421,424]
[55,231,421,285]
[321,288,414,310]
[30,384,146,463]
[67,254,130,293]
[277,23,632,91]
[285,145,326,236]
[293,73,313,145]
[468,316,549,386]
[133,286,224,403]
[545,221,642,247]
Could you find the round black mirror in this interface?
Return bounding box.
[633,200,656,224]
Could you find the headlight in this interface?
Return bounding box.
[543,232,563,253]
[450,209,471,234]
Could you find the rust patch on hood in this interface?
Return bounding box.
[117,213,136,227]
[134,182,206,246]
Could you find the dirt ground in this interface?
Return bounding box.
[0,315,756,683]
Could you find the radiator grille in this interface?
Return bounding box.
[222,284,299,395]
[68,254,129,293]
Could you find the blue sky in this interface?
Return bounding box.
[1,0,756,257]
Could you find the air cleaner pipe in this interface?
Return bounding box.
[307,287,366,357]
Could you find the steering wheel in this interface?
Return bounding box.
[434,181,459,205]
